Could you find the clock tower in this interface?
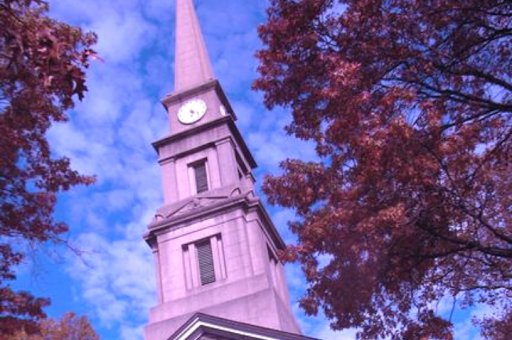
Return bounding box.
[143,1,308,339]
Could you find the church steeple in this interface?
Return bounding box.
[174,0,214,91]
[144,1,304,339]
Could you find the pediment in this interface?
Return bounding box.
[170,313,318,340]
[172,196,228,217]
[152,184,255,224]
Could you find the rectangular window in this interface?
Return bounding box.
[196,239,215,285]
[183,234,226,289]
[194,162,208,194]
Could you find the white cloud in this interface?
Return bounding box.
[452,303,491,340]
[314,324,357,340]
[247,129,317,172]
[51,0,158,64]
[120,324,145,340]
[142,0,174,22]
[66,231,155,327]
[92,11,156,64]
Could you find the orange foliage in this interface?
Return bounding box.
[0,0,96,335]
[255,0,511,338]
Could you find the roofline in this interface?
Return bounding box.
[170,313,319,340]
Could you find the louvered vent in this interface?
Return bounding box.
[196,240,215,285]
[194,162,208,193]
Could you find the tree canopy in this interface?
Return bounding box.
[0,0,96,335]
[255,0,511,338]
[12,312,99,340]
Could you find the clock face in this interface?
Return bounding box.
[177,98,207,124]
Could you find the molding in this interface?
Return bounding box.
[161,79,236,121]
[170,313,318,340]
[161,80,216,109]
[144,189,286,251]
[152,116,231,151]
[177,321,275,340]
[152,117,257,169]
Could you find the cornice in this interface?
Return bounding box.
[144,190,285,250]
[152,116,257,168]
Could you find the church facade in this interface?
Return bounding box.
[143,1,315,339]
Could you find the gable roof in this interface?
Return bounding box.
[169,313,319,340]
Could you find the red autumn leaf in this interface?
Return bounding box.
[255,0,511,338]
[0,0,97,335]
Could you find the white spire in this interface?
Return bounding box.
[174,0,215,92]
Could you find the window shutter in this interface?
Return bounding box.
[194,162,208,193]
[196,240,215,285]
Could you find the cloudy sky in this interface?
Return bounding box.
[14,0,483,339]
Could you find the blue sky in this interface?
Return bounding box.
[14,0,485,339]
